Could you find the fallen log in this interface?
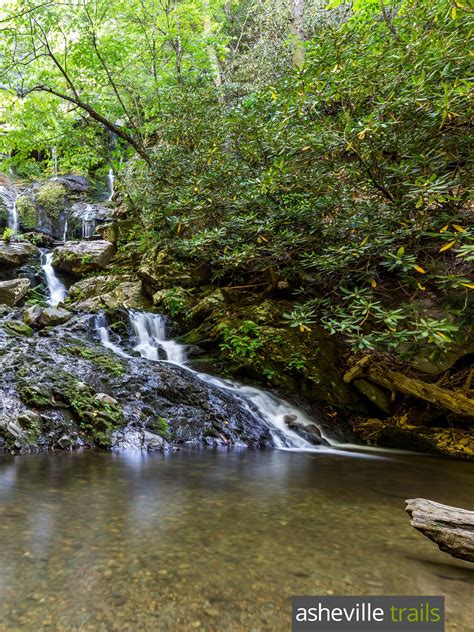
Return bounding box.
[344,356,474,417]
[405,498,474,563]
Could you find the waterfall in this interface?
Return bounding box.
[97,310,334,451]
[82,204,96,239]
[0,185,19,235]
[41,251,67,306]
[129,311,186,365]
[94,312,130,357]
[62,216,68,242]
[107,168,115,202]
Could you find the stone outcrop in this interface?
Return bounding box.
[0,242,39,270]
[52,240,115,276]
[0,278,30,306]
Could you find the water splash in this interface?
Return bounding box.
[0,185,19,234]
[62,216,68,242]
[82,204,96,239]
[129,311,186,365]
[95,312,130,357]
[41,250,67,306]
[107,168,115,202]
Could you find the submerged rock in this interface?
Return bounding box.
[0,278,30,306]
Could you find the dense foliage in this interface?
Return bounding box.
[1,0,472,354]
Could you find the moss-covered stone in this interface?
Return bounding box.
[58,344,125,376]
[16,195,38,231]
[35,181,67,220]
[4,320,34,337]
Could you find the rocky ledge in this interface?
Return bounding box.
[0,311,272,453]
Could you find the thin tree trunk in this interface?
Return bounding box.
[203,0,224,104]
[290,0,305,68]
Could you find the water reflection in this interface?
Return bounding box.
[0,449,472,631]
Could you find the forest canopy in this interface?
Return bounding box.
[0,0,472,354]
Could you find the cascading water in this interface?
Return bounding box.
[129,311,186,365]
[107,168,115,202]
[94,312,130,357]
[0,185,19,235]
[105,311,332,451]
[82,204,96,239]
[62,216,68,242]
[41,251,67,306]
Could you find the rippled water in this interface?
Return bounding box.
[0,449,472,631]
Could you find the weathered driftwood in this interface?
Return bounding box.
[344,356,474,417]
[406,498,474,563]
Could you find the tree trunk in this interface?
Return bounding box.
[406,498,474,563]
[344,356,474,418]
[290,0,306,68]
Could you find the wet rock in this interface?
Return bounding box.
[52,240,115,277]
[0,313,273,453]
[95,393,119,406]
[56,175,90,192]
[23,304,43,326]
[71,280,150,312]
[0,278,30,306]
[0,242,39,269]
[38,307,71,327]
[4,320,34,337]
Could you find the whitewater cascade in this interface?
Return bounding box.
[63,216,68,242]
[129,311,187,365]
[107,168,115,202]
[102,311,331,451]
[41,251,67,306]
[94,312,130,357]
[82,204,96,239]
[0,185,19,235]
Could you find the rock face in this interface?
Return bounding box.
[0,313,273,453]
[38,307,72,327]
[52,241,115,277]
[0,242,39,272]
[0,279,30,306]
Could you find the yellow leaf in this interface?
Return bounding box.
[439,224,449,233]
[361,235,369,246]
[271,91,277,100]
[413,265,426,274]
[259,235,268,242]
[301,146,311,151]
[397,246,405,257]
[460,283,474,289]
[370,279,377,288]
[358,128,370,139]
[417,282,426,290]
[439,240,456,252]
[345,142,354,152]
[451,6,457,18]
[299,325,304,332]
[452,224,465,232]
[177,223,182,234]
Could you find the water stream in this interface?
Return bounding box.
[107,167,115,201]
[119,311,331,451]
[40,250,67,307]
[0,184,19,234]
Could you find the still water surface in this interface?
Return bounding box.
[0,449,473,631]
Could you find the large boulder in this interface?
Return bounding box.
[0,279,30,306]
[0,241,39,270]
[38,307,72,327]
[56,175,90,193]
[52,241,115,277]
[71,281,151,312]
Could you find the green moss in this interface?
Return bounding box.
[58,344,125,376]
[16,195,38,231]
[35,181,67,220]
[147,416,169,437]
[4,321,34,337]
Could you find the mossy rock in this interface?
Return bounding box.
[35,181,67,220]
[17,195,38,231]
[4,320,34,337]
